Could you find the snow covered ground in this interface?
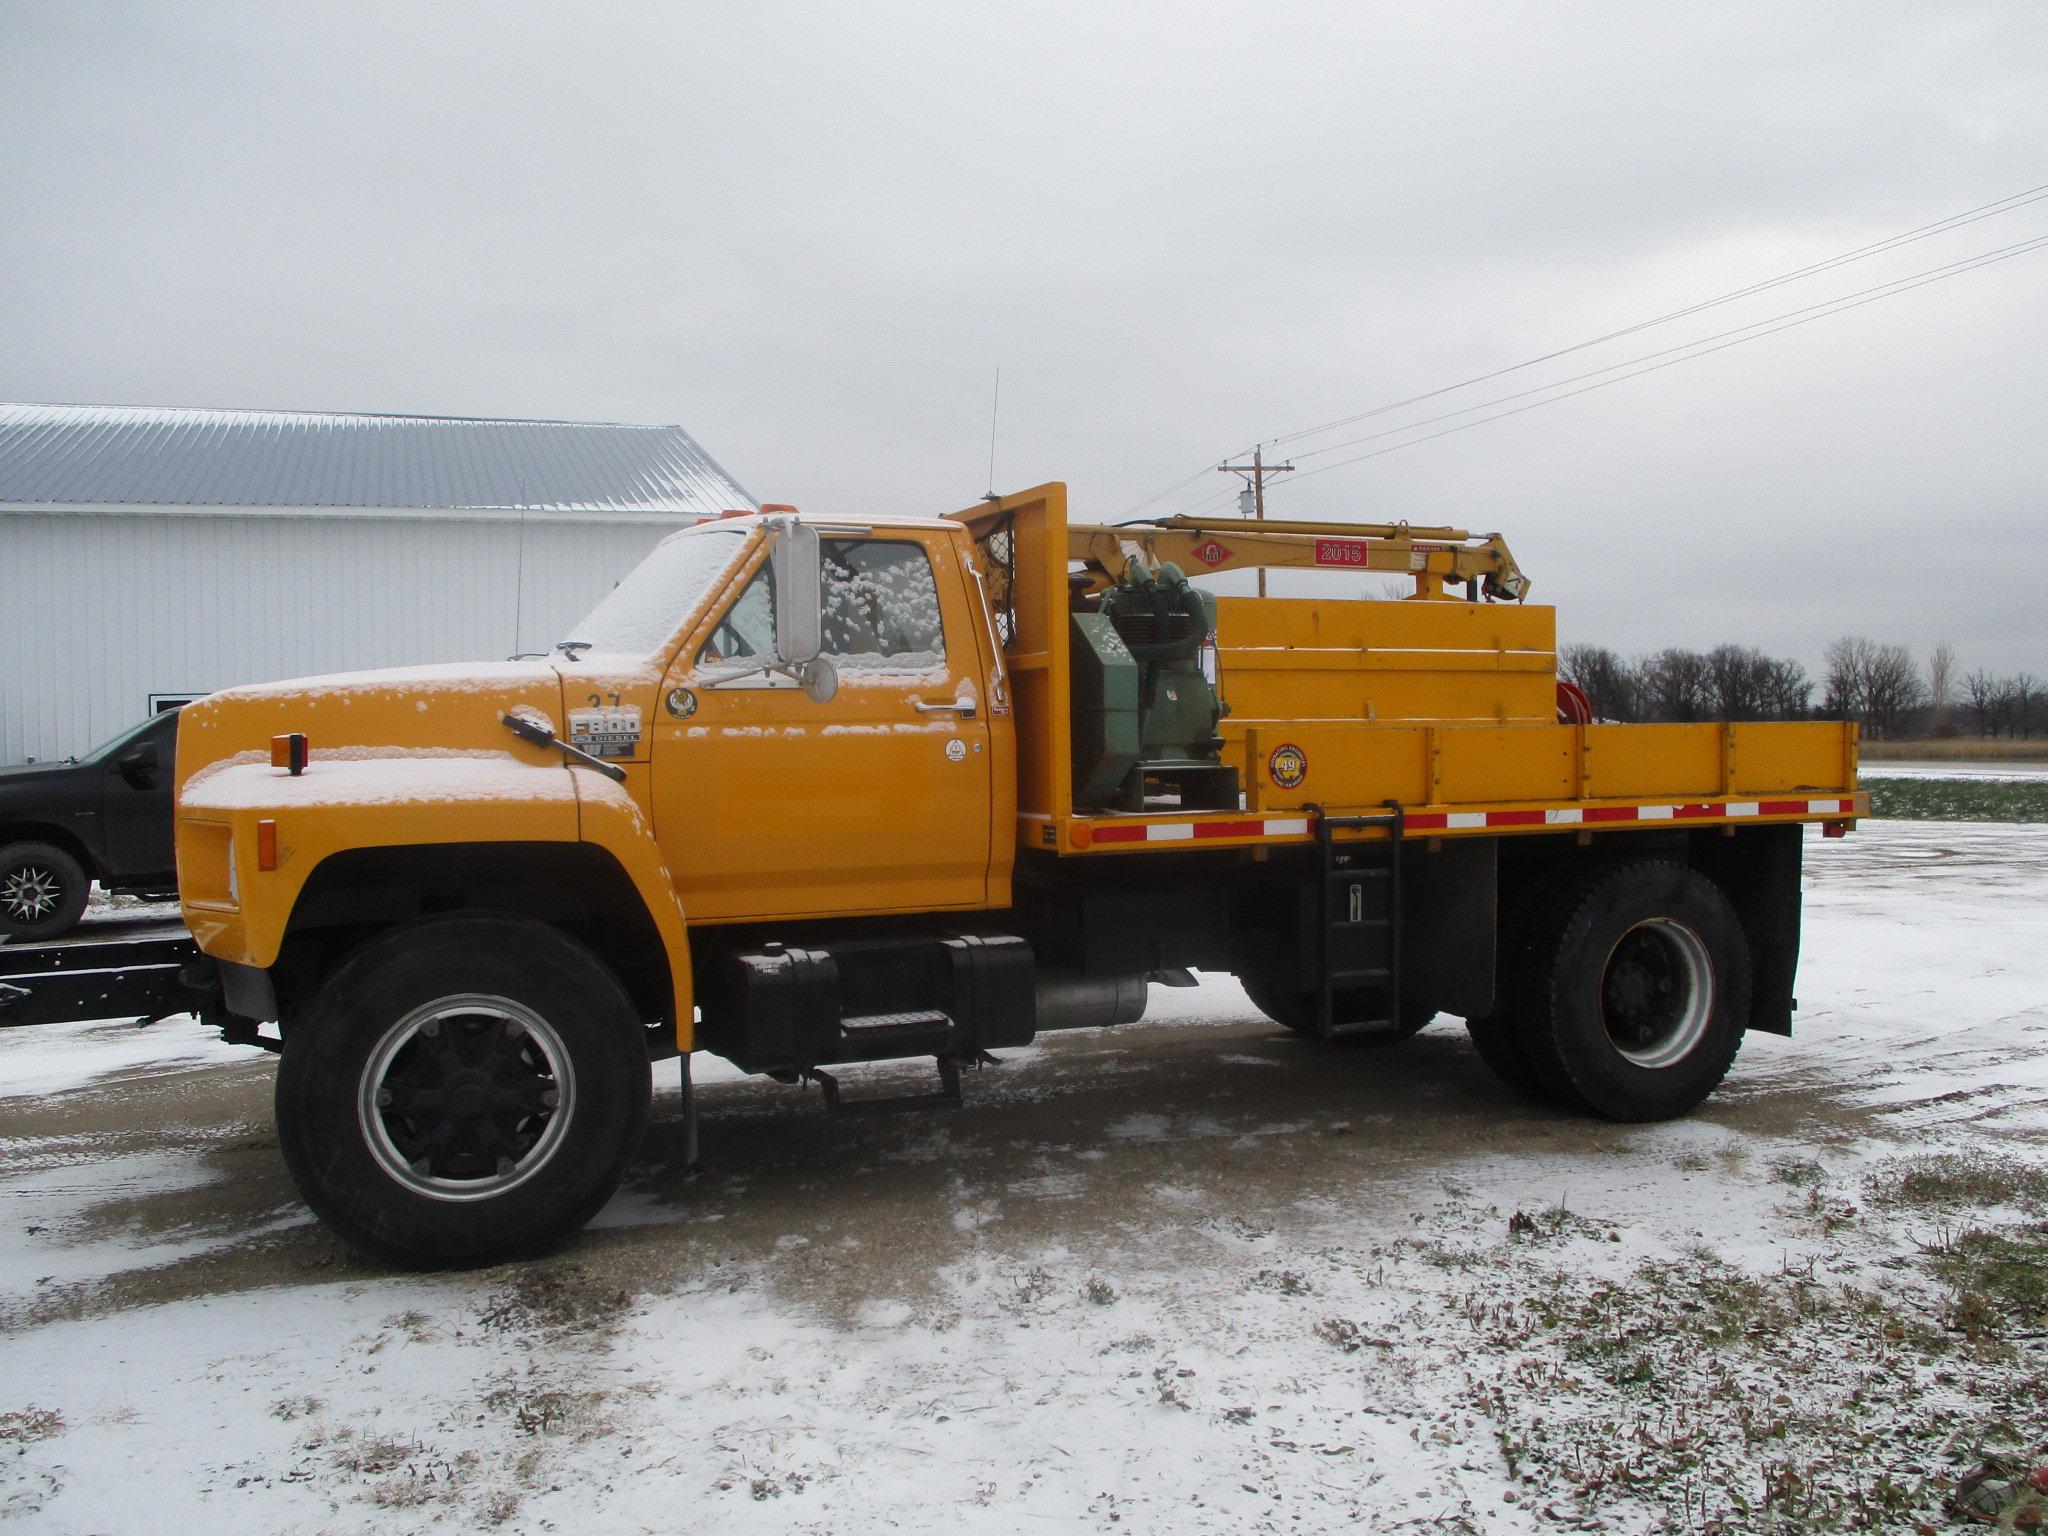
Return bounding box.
[1860,759,2048,782]
[4,821,2046,1533]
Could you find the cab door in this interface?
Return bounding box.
[99,709,179,886]
[651,529,995,921]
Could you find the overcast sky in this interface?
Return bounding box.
[5,1,2045,676]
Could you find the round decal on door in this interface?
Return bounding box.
[1268,742,1308,789]
[945,738,968,762]
[665,687,697,719]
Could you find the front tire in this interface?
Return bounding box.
[1514,861,1750,1122]
[0,841,90,941]
[275,913,651,1267]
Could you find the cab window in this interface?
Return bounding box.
[697,563,776,667]
[822,540,944,667]
[695,537,947,673]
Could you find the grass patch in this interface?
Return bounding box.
[1930,1223,2048,1338]
[1866,1153,2048,1214]
[1864,778,2048,822]
[1457,1250,1986,1531]
[1861,738,2048,762]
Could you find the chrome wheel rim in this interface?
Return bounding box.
[1600,918,1714,1069]
[357,994,576,1202]
[2,865,61,924]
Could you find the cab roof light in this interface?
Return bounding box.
[271,733,308,776]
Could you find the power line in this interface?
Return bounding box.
[1265,181,2048,451]
[1118,444,1254,520]
[1273,233,2048,490]
[1114,179,2048,517]
[1286,232,2048,466]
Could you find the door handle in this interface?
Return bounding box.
[910,698,977,719]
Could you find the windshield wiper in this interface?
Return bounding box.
[500,712,627,782]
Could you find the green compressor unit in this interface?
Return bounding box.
[1069,562,1239,811]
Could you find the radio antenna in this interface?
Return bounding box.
[985,366,1001,498]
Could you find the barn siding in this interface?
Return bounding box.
[0,510,677,762]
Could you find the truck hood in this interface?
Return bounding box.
[0,759,78,783]
[172,657,668,797]
[174,660,570,795]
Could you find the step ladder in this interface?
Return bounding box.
[1307,803,1404,1040]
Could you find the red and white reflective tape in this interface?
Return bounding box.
[1403,797,1854,832]
[1090,815,1312,845]
[1079,797,1854,846]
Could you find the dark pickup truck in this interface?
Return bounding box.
[1,710,180,940]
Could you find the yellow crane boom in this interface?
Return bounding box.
[1067,514,1530,602]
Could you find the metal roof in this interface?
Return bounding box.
[0,402,754,515]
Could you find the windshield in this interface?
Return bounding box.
[563,527,749,658]
[83,711,173,764]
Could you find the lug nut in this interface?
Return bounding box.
[540,1088,560,1110]
[375,1087,393,1108]
[496,1157,516,1176]
[420,1020,441,1038]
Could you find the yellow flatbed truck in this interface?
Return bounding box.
[171,484,1863,1265]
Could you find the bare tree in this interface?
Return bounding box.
[1559,644,1639,721]
[1638,647,1712,722]
[1760,656,1812,719]
[1926,642,1958,738]
[1862,644,1924,740]
[2013,673,2042,740]
[1707,644,1782,720]
[1964,668,2006,737]
[1823,636,1875,724]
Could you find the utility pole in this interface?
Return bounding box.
[1218,446,1294,596]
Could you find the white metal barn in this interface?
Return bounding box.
[0,403,755,764]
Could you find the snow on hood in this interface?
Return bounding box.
[175,659,571,792]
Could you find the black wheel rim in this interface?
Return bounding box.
[357,995,577,1202]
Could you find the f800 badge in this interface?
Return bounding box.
[1268,742,1308,789]
[569,705,642,759]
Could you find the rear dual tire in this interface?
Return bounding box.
[1470,860,1749,1122]
[275,914,651,1268]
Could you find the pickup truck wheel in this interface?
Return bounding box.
[0,841,90,941]
[1240,968,1434,1043]
[275,914,651,1268]
[1514,861,1750,1122]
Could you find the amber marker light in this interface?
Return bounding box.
[256,819,279,871]
[271,733,309,775]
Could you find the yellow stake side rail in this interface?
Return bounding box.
[1022,717,1865,856]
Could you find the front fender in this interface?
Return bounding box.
[177,755,695,1046]
[569,768,697,1049]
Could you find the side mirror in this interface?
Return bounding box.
[119,743,158,782]
[768,517,823,668]
[796,656,839,705]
